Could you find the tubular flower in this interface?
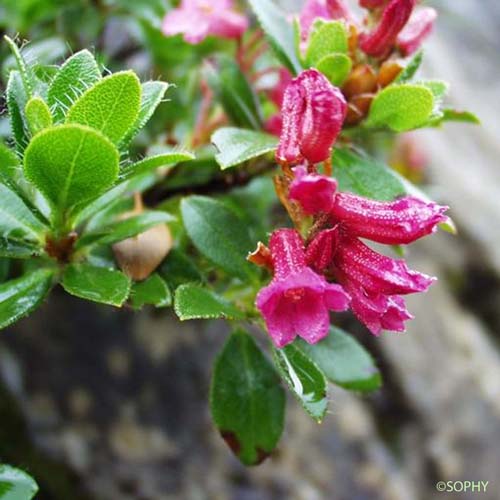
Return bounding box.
[289,165,338,215]
[300,0,353,41]
[396,7,437,56]
[162,0,248,45]
[331,193,449,244]
[256,229,350,348]
[306,229,434,334]
[359,0,416,58]
[276,69,347,166]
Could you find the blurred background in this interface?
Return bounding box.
[0,1,499,499]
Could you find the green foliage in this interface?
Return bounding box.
[0,269,54,329]
[316,53,352,86]
[62,264,131,306]
[47,49,102,122]
[180,196,257,281]
[210,330,286,465]
[366,84,435,131]
[206,57,262,130]
[297,327,382,392]
[6,71,29,152]
[0,464,38,500]
[395,50,423,83]
[25,96,53,135]
[334,148,406,201]
[120,151,195,181]
[66,71,141,144]
[305,20,348,66]
[248,0,301,74]
[24,124,119,218]
[130,273,171,309]
[273,344,328,422]
[174,283,245,320]
[211,127,278,170]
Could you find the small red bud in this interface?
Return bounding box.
[359,0,416,58]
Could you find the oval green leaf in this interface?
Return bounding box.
[273,344,328,422]
[25,96,52,135]
[0,464,39,500]
[316,53,352,86]
[47,49,102,122]
[66,71,141,144]
[180,196,256,280]
[24,124,119,215]
[62,264,131,307]
[296,326,382,392]
[305,20,348,66]
[130,273,171,310]
[366,84,434,131]
[210,330,286,465]
[174,283,244,320]
[119,151,195,181]
[0,268,54,330]
[212,127,278,170]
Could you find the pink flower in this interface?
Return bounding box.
[396,7,437,56]
[331,193,449,244]
[300,0,353,41]
[289,165,338,215]
[359,0,415,58]
[306,228,433,334]
[276,69,347,166]
[162,0,248,45]
[256,229,350,348]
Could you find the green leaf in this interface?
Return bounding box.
[248,0,302,75]
[430,108,480,126]
[0,464,38,500]
[0,269,54,330]
[75,211,174,250]
[47,49,102,122]
[316,53,352,86]
[62,264,131,306]
[24,124,119,215]
[210,330,286,465]
[334,148,406,201]
[119,151,195,181]
[158,248,204,288]
[66,71,141,144]
[130,273,171,309]
[419,79,449,102]
[394,50,423,83]
[273,344,328,422]
[4,36,34,99]
[120,80,169,147]
[0,182,48,243]
[0,239,41,259]
[305,20,348,66]
[6,71,29,153]
[366,84,434,131]
[174,283,244,320]
[296,326,382,392]
[180,196,256,280]
[0,142,21,182]
[212,127,278,170]
[25,96,52,135]
[206,57,262,130]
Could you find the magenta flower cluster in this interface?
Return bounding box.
[256,68,448,347]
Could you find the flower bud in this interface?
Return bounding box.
[396,7,437,56]
[342,64,378,100]
[359,0,415,58]
[113,195,173,281]
[276,69,347,166]
[359,0,388,9]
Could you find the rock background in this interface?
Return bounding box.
[1,1,500,499]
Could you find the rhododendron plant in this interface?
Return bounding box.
[0,0,479,473]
